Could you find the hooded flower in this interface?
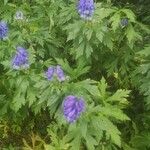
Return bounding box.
[46,65,65,82]
[14,11,24,20]
[56,65,65,82]
[120,18,128,27]
[63,95,85,123]
[0,21,8,39]
[46,66,55,80]
[77,0,95,20]
[12,46,29,70]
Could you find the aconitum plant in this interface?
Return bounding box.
[46,65,65,82]
[77,0,95,20]
[63,95,85,123]
[0,21,8,39]
[12,46,29,70]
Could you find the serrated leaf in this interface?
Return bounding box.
[106,89,130,104]
[110,13,121,31]
[80,121,87,138]
[12,95,26,112]
[85,43,93,58]
[96,32,104,42]
[76,42,85,59]
[126,24,142,44]
[86,134,98,150]
[121,9,136,22]
[98,77,107,98]
[85,29,93,41]
[70,135,81,150]
[99,105,130,121]
[92,115,121,147]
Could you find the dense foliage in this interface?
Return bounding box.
[0,0,149,149]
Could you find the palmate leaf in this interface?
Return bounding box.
[56,58,90,80]
[96,31,104,42]
[121,9,136,22]
[95,6,116,20]
[65,124,82,150]
[122,142,136,150]
[86,78,130,148]
[70,134,81,150]
[67,79,99,98]
[137,44,150,57]
[12,94,26,112]
[86,43,93,58]
[110,13,121,31]
[64,21,83,41]
[106,89,130,105]
[79,120,88,139]
[135,45,150,108]
[126,24,142,47]
[85,134,98,150]
[11,77,29,112]
[103,32,114,50]
[46,130,69,150]
[131,132,150,150]
[99,104,130,121]
[136,22,150,34]
[76,41,85,59]
[0,95,8,116]
[85,29,93,41]
[92,115,121,147]
[66,120,98,150]
[98,77,107,98]
[27,88,37,107]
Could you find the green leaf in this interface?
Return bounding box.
[110,13,121,31]
[79,120,87,138]
[86,134,98,150]
[92,115,121,147]
[4,0,8,5]
[96,31,104,42]
[12,95,26,112]
[126,24,142,45]
[99,105,130,121]
[85,29,93,41]
[85,43,93,58]
[98,77,107,98]
[76,42,85,59]
[137,44,150,57]
[27,88,36,107]
[106,89,130,105]
[121,9,136,22]
[70,134,81,150]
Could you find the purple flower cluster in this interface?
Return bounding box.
[77,0,95,20]
[46,65,65,82]
[0,21,8,39]
[12,46,29,70]
[63,95,85,123]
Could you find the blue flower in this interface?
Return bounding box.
[45,65,65,82]
[56,65,65,82]
[46,67,55,80]
[77,0,95,20]
[0,21,8,39]
[120,18,128,27]
[63,95,85,123]
[14,11,24,20]
[12,46,29,70]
